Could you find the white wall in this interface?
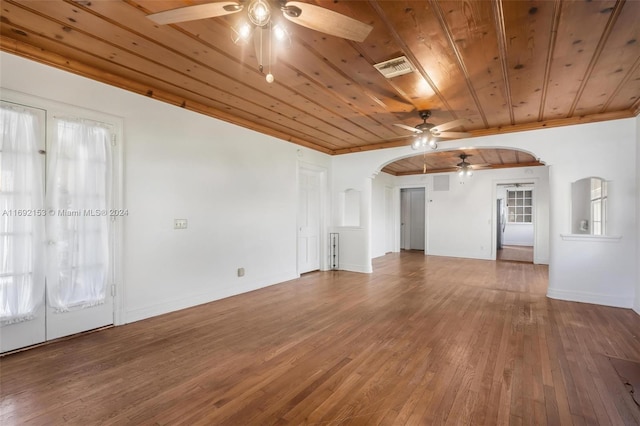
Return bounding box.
[0,52,332,323]
[541,123,636,309]
[336,118,637,309]
[503,224,534,246]
[385,167,549,262]
[329,155,373,273]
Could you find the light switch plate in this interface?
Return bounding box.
[174,219,188,229]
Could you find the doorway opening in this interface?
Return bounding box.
[400,188,425,252]
[496,183,534,263]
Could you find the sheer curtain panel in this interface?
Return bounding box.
[0,104,45,324]
[46,118,112,311]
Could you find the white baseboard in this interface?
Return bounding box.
[547,288,634,309]
[428,251,492,261]
[339,262,373,273]
[502,241,534,247]
[124,271,298,324]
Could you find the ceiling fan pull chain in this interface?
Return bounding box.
[259,25,263,69]
[266,22,274,83]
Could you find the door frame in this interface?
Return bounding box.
[1,89,124,329]
[394,184,428,254]
[491,178,538,263]
[296,161,327,273]
[384,185,394,254]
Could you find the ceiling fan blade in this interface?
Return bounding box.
[393,123,423,134]
[283,1,373,42]
[431,131,471,139]
[147,2,242,25]
[431,118,470,133]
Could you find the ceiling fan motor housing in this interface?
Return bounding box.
[419,110,432,121]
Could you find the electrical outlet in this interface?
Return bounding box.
[237,267,245,277]
[174,219,188,229]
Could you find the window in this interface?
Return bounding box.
[507,190,532,223]
[590,178,607,235]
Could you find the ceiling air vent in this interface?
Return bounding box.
[373,56,415,79]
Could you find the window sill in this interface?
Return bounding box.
[560,234,622,242]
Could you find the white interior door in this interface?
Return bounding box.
[1,102,115,353]
[298,167,321,274]
[400,189,410,249]
[400,188,425,251]
[384,186,394,253]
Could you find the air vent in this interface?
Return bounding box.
[373,56,415,78]
[433,175,450,192]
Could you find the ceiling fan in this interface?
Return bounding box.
[457,153,473,176]
[146,0,373,42]
[394,110,471,150]
[455,153,490,176]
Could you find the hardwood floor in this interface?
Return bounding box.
[1,252,639,425]
[497,245,534,263]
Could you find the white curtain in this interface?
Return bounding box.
[46,118,112,311]
[0,104,45,324]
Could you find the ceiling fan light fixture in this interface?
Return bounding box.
[410,134,439,151]
[273,24,288,41]
[458,164,473,177]
[457,154,473,177]
[231,22,254,44]
[248,0,271,26]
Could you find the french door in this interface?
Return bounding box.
[1,101,115,353]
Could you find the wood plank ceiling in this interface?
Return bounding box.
[1,0,639,160]
[381,148,543,176]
